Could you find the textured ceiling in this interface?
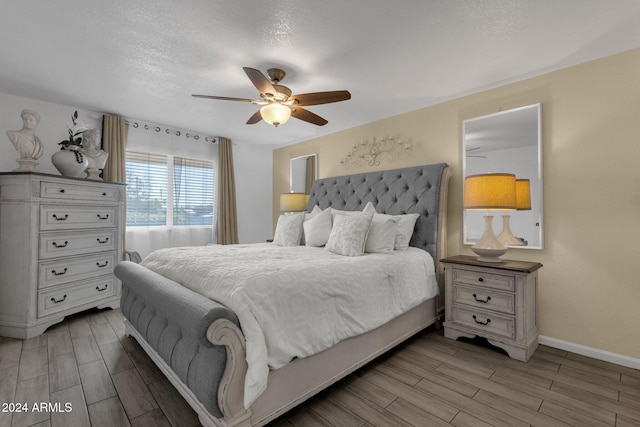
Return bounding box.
[1,1,639,147]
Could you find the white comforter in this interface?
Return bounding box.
[141,243,438,407]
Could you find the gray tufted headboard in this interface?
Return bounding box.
[307,163,451,266]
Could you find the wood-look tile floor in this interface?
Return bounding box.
[1,309,639,427]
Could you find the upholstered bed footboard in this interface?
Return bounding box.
[116,261,240,419]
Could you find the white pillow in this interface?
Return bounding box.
[365,215,398,253]
[325,213,373,257]
[300,205,322,245]
[362,202,419,251]
[273,213,305,246]
[303,207,332,247]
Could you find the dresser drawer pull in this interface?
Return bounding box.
[59,189,65,193]
[52,214,69,221]
[95,284,109,292]
[52,241,69,248]
[50,295,67,304]
[472,315,491,325]
[472,293,491,303]
[51,268,68,276]
[96,261,109,268]
[96,237,109,244]
[478,277,484,282]
[97,214,110,220]
[102,192,107,196]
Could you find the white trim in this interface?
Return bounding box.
[539,335,640,370]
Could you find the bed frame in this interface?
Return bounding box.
[115,163,451,427]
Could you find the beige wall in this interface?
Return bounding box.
[273,47,640,360]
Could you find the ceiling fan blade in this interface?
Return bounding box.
[291,90,351,106]
[243,67,277,97]
[192,94,256,102]
[290,107,328,126]
[246,110,263,125]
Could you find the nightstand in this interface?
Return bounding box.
[442,255,542,362]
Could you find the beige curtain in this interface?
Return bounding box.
[305,155,315,194]
[217,137,238,244]
[102,114,128,183]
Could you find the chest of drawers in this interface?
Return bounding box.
[0,172,125,339]
[442,255,542,362]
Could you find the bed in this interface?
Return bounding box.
[115,162,451,427]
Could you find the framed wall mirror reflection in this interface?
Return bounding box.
[463,103,543,249]
[290,153,317,194]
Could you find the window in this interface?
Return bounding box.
[126,151,215,227]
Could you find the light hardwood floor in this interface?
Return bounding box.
[1,308,639,427]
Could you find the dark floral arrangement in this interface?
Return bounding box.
[58,110,89,149]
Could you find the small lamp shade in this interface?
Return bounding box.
[464,173,517,210]
[280,192,307,212]
[515,179,531,210]
[261,103,291,127]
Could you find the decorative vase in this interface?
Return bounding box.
[51,145,89,178]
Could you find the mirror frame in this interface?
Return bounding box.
[290,153,317,194]
[462,103,543,249]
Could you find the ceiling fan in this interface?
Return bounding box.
[192,67,351,127]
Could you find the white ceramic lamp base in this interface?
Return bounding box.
[471,215,508,263]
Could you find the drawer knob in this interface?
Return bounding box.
[50,295,67,304]
[97,214,110,220]
[59,189,65,193]
[51,268,68,276]
[96,261,109,268]
[52,214,69,221]
[96,237,109,244]
[478,277,484,282]
[102,192,107,196]
[472,315,491,326]
[472,293,491,304]
[96,284,109,292]
[52,241,68,248]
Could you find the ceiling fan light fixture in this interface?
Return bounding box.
[260,103,291,127]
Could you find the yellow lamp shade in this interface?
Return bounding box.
[516,178,532,210]
[279,192,307,212]
[464,173,516,210]
[260,103,291,127]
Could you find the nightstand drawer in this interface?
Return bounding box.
[37,276,117,317]
[452,306,515,339]
[451,268,514,292]
[452,285,514,314]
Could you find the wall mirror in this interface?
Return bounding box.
[463,103,543,249]
[290,154,317,194]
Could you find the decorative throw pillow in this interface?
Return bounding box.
[325,213,373,256]
[273,213,305,246]
[303,207,332,247]
[362,202,419,250]
[300,205,322,245]
[365,215,398,253]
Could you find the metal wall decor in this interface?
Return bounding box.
[128,120,218,143]
[339,136,411,169]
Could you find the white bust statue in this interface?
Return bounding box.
[6,109,44,172]
[81,129,109,180]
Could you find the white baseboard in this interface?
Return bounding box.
[539,335,640,371]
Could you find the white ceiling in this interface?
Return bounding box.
[1,1,639,148]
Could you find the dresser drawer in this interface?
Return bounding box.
[38,252,117,289]
[39,230,116,259]
[452,284,515,315]
[452,306,515,339]
[38,277,117,317]
[40,181,121,202]
[451,268,515,292]
[40,205,119,230]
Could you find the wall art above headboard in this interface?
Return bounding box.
[339,135,412,169]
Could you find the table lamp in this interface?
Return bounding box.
[279,192,307,214]
[498,178,531,246]
[464,173,516,262]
